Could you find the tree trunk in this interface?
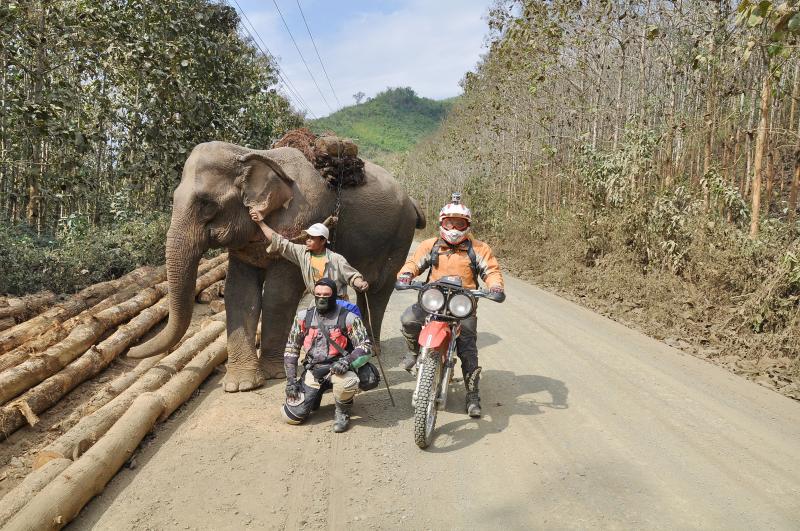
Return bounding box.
[750,71,771,239]
[0,268,165,373]
[34,319,225,468]
[5,336,228,530]
[4,393,165,531]
[789,150,800,226]
[765,149,775,215]
[0,263,227,439]
[0,457,71,528]
[196,279,225,303]
[0,265,166,356]
[0,291,57,321]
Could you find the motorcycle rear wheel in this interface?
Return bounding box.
[414,350,442,449]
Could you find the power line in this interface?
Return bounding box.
[228,0,315,117]
[226,0,317,119]
[271,0,334,114]
[295,0,342,108]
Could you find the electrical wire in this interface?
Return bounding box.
[226,0,317,118]
[271,0,334,114]
[295,0,342,108]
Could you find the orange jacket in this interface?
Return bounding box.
[398,237,504,290]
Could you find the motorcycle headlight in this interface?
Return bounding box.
[420,287,445,312]
[448,293,474,318]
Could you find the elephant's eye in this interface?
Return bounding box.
[196,196,218,220]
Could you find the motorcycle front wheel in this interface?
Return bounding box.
[414,349,442,449]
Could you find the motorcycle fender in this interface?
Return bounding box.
[418,321,451,352]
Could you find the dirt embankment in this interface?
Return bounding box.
[494,236,800,402]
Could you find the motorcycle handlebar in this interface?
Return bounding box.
[394,281,505,303]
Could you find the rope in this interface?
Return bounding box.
[364,292,395,407]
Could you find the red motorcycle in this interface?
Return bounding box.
[396,276,505,448]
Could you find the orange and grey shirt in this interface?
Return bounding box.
[398,237,504,290]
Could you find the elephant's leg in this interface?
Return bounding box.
[224,256,266,392]
[260,259,306,380]
[356,281,394,345]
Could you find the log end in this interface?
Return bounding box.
[32,450,64,471]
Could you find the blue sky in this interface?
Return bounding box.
[232,0,492,118]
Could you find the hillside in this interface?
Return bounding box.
[309,87,454,159]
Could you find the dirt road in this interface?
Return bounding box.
[71,275,800,530]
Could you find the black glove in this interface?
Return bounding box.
[331,358,350,375]
[285,380,301,400]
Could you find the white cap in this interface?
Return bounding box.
[306,223,329,239]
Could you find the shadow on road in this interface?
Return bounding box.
[426,369,569,453]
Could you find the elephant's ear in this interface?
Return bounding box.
[236,152,294,208]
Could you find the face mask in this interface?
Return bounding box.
[315,295,335,314]
[440,226,470,245]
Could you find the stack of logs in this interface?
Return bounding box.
[0,254,231,530]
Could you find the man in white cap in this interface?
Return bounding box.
[249,208,369,300]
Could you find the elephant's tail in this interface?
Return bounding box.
[411,198,427,230]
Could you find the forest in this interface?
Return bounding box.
[393,0,800,393]
[0,0,302,293]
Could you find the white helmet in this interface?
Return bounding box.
[438,193,472,245]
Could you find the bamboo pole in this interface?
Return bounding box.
[4,334,228,531]
[0,262,227,439]
[34,318,225,467]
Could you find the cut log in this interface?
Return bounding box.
[209,299,226,313]
[196,279,225,303]
[0,291,57,321]
[0,259,225,405]
[4,393,164,531]
[34,317,225,467]
[0,285,167,405]
[0,265,163,356]
[0,262,228,439]
[0,457,71,528]
[0,267,166,373]
[0,317,14,332]
[5,334,228,530]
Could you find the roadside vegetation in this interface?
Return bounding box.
[392,0,800,396]
[0,0,302,294]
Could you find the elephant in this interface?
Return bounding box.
[127,141,425,392]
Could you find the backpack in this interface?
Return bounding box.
[427,238,480,285]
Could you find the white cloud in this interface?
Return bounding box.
[246,0,490,117]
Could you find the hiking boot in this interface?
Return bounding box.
[465,367,482,418]
[333,399,353,433]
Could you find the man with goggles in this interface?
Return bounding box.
[396,193,504,417]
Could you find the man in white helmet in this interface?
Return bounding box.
[249,208,369,301]
[396,193,504,417]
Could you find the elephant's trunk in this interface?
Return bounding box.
[127,220,204,358]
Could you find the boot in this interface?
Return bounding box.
[333,399,353,433]
[464,367,482,418]
[400,333,419,372]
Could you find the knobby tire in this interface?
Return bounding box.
[414,351,441,449]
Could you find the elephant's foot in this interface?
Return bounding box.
[223,366,266,393]
[263,358,286,380]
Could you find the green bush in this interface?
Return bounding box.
[0,214,169,295]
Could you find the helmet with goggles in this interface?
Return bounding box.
[439,193,472,245]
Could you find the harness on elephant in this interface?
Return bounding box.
[426,238,480,286]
